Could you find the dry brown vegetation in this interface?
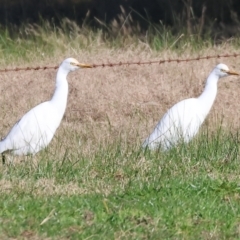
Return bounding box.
[1,40,240,239]
[1,44,240,149]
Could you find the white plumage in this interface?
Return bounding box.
[142,63,239,150]
[0,58,91,157]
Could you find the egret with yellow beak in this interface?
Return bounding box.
[0,58,92,160]
[143,63,239,150]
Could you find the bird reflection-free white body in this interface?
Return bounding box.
[142,64,239,150]
[0,58,91,155]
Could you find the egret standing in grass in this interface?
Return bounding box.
[142,63,239,150]
[0,58,92,162]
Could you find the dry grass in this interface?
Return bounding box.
[0,43,240,149]
[1,23,240,238]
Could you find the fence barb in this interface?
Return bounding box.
[0,53,240,73]
[0,66,58,73]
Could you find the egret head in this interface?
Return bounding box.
[60,58,92,72]
[214,63,239,78]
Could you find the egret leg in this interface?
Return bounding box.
[2,154,5,165]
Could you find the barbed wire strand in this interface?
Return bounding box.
[0,53,240,73]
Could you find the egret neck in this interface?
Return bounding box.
[50,67,69,116]
[197,72,219,117]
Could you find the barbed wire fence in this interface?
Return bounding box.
[0,53,240,73]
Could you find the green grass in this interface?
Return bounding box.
[2,19,240,65]
[1,20,240,239]
[1,128,240,239]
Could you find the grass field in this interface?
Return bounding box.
[1,23,240,239]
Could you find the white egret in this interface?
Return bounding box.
[142,63,239,150]
[0,58,92,161]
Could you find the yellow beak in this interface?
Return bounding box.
[227,70,239,75]
[76,63,92,68]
